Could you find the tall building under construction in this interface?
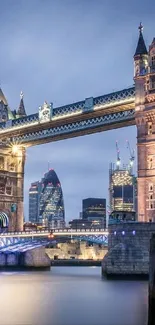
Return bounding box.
[109,142,137,223]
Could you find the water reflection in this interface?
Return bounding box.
[0,267,148,325]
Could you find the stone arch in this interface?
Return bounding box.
[0,211,9,228]
[0,209,12,230]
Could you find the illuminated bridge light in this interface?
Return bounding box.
[132,230,136,235]
[122,231,125,235]
[114,231,117,235]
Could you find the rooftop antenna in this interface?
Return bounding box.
[116,141,121,170]
[126,140,135,173]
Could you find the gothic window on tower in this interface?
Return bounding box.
[151,76,155,89]
[149,183,153,191]
[148,194,154,210]
[0,183,5,194]
[0,157,4,170]
[149,157,153,169]
[151,56,155,67]
[145,79,150,93]
[148,122,153,135]
[6,186,12,195]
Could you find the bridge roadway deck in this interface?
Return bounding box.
[0,228,109,238]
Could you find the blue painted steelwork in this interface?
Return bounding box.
[94,87,135,106]
[0,239,52,251]
[14,108,134,144]
[0,86,135,132]
[73,235,108,245]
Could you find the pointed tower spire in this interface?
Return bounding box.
[0,87,8,105]
[17,91,26,116]
[134,23,148,57]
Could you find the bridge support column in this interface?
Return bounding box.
[134,30,155,222]
[0,144,26,231]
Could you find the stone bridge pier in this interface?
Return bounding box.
[102,222,155,276]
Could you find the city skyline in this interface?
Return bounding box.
[0,1,154,222]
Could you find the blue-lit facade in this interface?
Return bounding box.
[39,169,65,228]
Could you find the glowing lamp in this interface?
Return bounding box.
[12,145,19,155]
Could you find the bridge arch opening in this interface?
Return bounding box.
[0,212,9,228]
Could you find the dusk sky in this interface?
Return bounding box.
[0,0,154,223]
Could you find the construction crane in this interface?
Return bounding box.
[116,141,121,169]
[126,140,135,172]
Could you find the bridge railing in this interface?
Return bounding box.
[52,228,108,233]
[0,228,109,238]
[0,230,49,236]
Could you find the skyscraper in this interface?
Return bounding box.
[39,169,65,228]
[29,181,42,223]
[82,198,106,228]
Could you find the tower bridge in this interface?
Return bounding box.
[0,228,108,247]
[0,25,154,231]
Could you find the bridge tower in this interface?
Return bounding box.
[134,23,155,221]
[0,91,26,231]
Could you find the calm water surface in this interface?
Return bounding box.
[0,266,148,325]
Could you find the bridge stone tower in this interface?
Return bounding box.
[0,90,26,231]
[134,24,155,221]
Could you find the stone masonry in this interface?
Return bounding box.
[102,222,155,276]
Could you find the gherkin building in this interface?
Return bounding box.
[39,169,65,228]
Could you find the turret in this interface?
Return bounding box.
[134,24,148,116]
[16,91,26,117]
[147,38,155,93]
[134,23,148,78]
[0,87,9,121]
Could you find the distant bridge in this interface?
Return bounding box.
[0,228,109,246]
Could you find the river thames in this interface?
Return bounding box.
[0,266,148,325]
